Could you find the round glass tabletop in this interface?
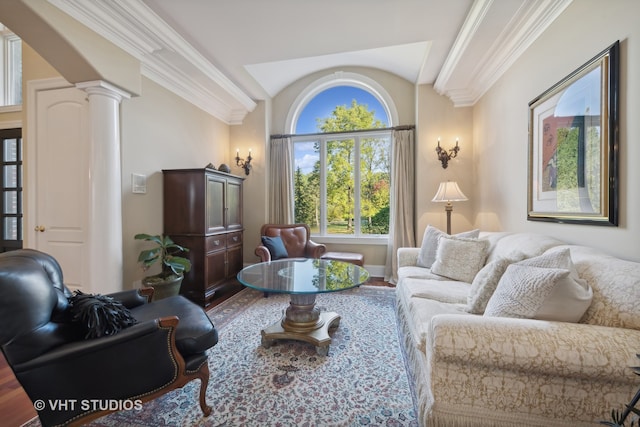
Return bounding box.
[237,258,369,294]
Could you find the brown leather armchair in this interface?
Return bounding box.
[255,223,326,262]
[0,249,218,427]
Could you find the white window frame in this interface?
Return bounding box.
[286,72,398,245]
[292,129,392,245]
[0,24,22,110]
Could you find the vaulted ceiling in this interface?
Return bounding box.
[49,0,572,124]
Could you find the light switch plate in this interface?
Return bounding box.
[132,173,147,194]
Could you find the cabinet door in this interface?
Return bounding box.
[206,175,226,234]
[205,250,226,290]
[226,178,242,230]
[226,244,243,280]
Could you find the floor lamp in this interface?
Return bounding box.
[432,181,468,234]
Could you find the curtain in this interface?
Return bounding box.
[384,128,416,283]
[268,136,294,224]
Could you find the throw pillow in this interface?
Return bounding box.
[484,248,593,322]
[430,235,489,283]
[517,248,593,322]
[466,257,512,314]
[261,235,289,260]
[484,264,570,319]
[416,225,480,268]
[68,291,138,339]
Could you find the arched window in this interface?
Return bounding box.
[288,73,396,239]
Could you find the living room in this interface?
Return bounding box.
[0,0,639,425]
[1,0,639,290]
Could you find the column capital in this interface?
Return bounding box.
[76,80,131,103]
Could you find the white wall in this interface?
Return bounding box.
[473,0,640,261]
[231,100,269,264]
[416,85,474,242]
[121,77,231,287]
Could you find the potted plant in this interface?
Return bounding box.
[135,233,192,300]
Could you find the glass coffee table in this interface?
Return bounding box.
[237,258,369,356]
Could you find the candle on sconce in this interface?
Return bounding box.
[235,148,253,176]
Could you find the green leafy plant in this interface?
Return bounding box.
[601,354,640,427]
[135,234,191,283]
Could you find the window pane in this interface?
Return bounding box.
[4,191,16,213]
[7,36,22,105]
[4,165,17,187]
[360,136,391,235]
[326,138,354,235]
[3,138,17,161]
[4,217,18,240]
[293,140,320,232]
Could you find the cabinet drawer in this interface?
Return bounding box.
[227,231,242,247]
[206,235,226,252]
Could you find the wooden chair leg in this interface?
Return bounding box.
[196,362,212,416]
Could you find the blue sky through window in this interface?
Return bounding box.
[295,86,389,134]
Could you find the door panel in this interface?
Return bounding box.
[34,87,89,291]
[206,175,225,234]
[227,179,242,230]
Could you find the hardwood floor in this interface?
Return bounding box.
[0,355,36,427]
[0,278,391,426]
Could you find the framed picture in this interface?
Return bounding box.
[528,41,619,226]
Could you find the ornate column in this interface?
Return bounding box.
[76,80,131,294]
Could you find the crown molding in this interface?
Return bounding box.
[434,0,573,107]
[49,0,256,124]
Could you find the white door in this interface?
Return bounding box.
[31,85,89,291]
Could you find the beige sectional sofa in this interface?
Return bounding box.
[396,230,640,426]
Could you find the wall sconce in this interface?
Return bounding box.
[436,137,460,169]
[235,148,252,175]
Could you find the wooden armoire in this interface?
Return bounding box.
[163,168,244,308]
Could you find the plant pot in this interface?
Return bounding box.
[142,274,183,301]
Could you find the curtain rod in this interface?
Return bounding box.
[270,124,414,139]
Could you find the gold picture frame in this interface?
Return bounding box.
[528,41,619,226]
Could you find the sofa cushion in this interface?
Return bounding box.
[484,264,570,319]
[397,266,448,283]
[565,245,640,330]
[519,248,593,322]
[399,277,470,304]
[484,249,593,322]
[403,295,468,354]
[485,232,563,264]
[431,235,489,283]
[416,225,479,268]
[466,258,512,314]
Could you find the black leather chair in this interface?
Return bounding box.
[0,249,218,427]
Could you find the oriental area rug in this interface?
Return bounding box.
[31,286,418,427]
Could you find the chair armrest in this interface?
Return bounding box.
[397,247,420,268]
[255,245,271,262]
[106,288,152,308]
[306,240,326,258]
[428,314,640,382]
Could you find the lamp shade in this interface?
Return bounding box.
[432,181,468,203]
